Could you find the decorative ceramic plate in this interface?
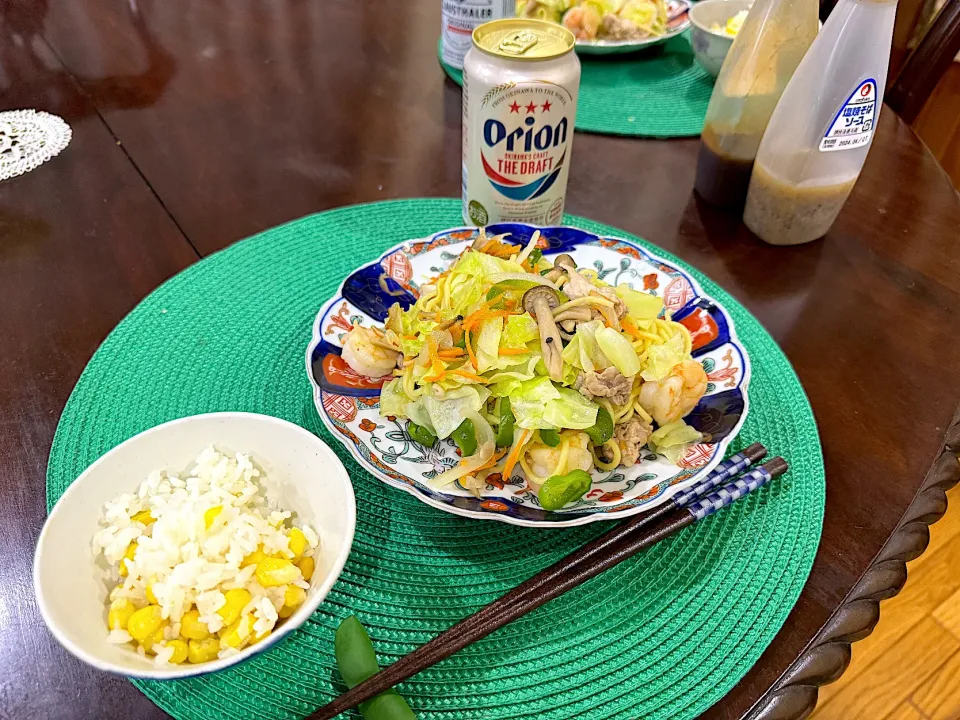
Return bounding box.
[573,0,691,55]
[306,224,750,528]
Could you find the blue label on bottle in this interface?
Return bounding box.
[820,79,877,152]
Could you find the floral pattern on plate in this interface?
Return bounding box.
[305,224,751,527]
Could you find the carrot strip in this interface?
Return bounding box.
[462,300,496,330]
[502,429,532,480]
[438,348,465,358]
[464,309,516,332]
[424,359,448,382]
[498,347,529,356]
[622,319,659,341]
[475,449,508,473]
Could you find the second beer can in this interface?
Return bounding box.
[462,19,580,227]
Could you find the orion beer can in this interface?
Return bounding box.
[462,19,580,226]
[441,0,513,70]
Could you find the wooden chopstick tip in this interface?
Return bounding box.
[743,443,768,463]
[763,457,789,478]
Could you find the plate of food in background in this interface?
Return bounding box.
[517,0,692,54]
[306,225,750,527]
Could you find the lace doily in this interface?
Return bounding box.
[0,110,72,182]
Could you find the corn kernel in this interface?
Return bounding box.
[131,509,154,525]
[145,578,158,605]
[118,541,138,578]
[127,605,164,643]
[107,598,136,631]
[287,528,308,562]
[248,627,272,646]
[296,556,315,582]
[278,585,307,619]
[180,609,210,640]
[165,639,189,664]
[255,557,300,587]
[140,624,167,654]
[219,617,252,650]
[241,545,267,568]
[204,505,223,530]
[217,588,251,626]
[187,637,220,664]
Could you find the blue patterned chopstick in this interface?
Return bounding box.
[686,462,779,521]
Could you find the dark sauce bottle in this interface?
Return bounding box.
[695,125,757,208]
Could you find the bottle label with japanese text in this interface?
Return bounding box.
[819,79,877,152]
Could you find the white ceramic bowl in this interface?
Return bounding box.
[689,0,752,77]
[34,412,356,679]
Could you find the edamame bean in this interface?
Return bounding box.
[539,469,593,511]
[584,406,614,445]
[335,617,418,719]
[406,421,436,448]
[334,615,379,688]
[452,419,477,456]
[361,692,417,720]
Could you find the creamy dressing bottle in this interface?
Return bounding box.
[694,0,819,208]
[744,0,898,245]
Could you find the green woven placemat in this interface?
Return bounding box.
[439,35,714,137]
[47,198,823,720]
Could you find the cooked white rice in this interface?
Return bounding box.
[93,447,319,666]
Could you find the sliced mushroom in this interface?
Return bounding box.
[471,227,488,249]
[553,307,593,324]
[543,253,577,283]
[522,286,564,382]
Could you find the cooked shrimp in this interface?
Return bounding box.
[638,360,708,426]
[561,6,601,40]
[341,325,402,378]
[526,433,593,487]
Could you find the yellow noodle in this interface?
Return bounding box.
[634,401,653,424]
[592,440,621,471]
[555,296,615,313]
[579,268,598,279]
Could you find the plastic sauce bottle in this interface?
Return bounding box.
[694,0,819,208]
[744,0,898,245]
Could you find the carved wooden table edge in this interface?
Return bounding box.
[743,403,960,720]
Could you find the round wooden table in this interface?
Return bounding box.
[2,1,959,718]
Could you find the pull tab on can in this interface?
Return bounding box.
[499,30,538,56]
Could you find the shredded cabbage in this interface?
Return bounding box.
[560,319,611,373]
[596,327,641,376]
[475,317,504,373]
[616,285,664,320]
[648,420,702,463]
[378,378,409,418]
[511,377,598,430]
[454,250,524,278]
[641,333,686,381]
[502,315,539,347]
[543,387,600,429]
[422,386,490,439]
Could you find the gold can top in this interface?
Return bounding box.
[472,18,575,61]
